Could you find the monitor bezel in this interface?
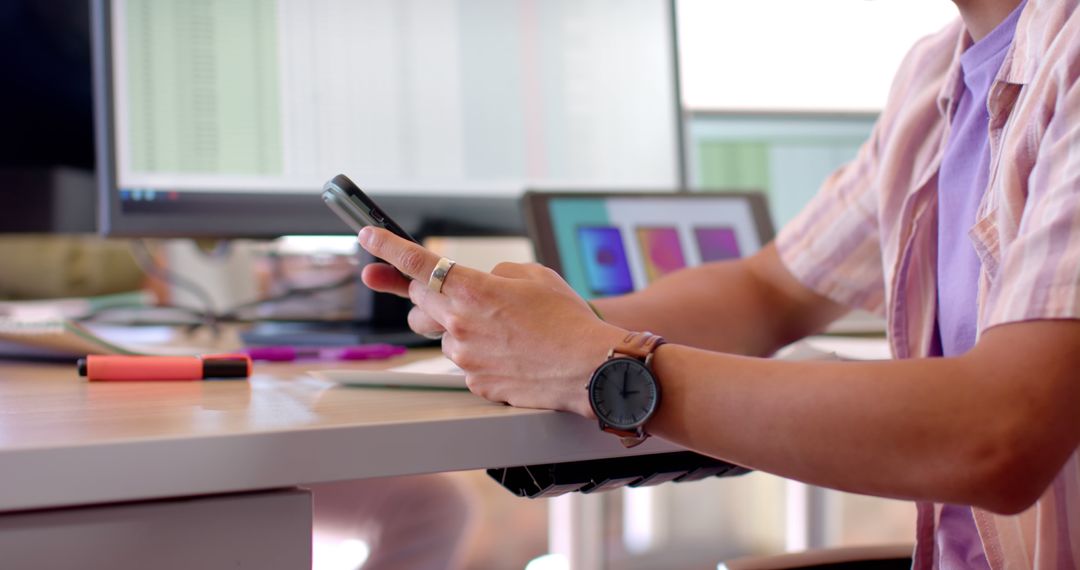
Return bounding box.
[91,0,687,238]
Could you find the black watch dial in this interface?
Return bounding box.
[588,357,659,430]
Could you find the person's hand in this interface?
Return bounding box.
[358,227,629,418]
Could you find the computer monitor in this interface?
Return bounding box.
[524,191,773,300]
[0,0,97,233]
[92,0,686,238]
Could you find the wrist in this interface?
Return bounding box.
[584,329,668,447]
[642,342,672,434]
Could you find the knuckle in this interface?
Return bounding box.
[441,338,459,361]
[443,315,467,338]
[448,349,471,370]
[454,348,479,370]
[408,279,426,304]
[464,375,487,398]
[407,307,431,330]
[491,261,517,276]
[533,264,560,281]
[453,279,482,306]
[440,336,470,369]
[399,249,427,277]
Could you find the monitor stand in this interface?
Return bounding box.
[0,168,96,233]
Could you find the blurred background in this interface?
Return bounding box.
[0,0,957,568]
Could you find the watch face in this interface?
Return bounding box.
[589,358,659,430]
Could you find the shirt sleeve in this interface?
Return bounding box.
[774,124,887,315]
[982,75,1080,328]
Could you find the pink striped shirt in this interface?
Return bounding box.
[775,1,1080,568]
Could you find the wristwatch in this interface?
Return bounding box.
[587,331,666,448]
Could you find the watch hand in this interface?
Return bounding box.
[620,376,628,397]
[623,390,640,396]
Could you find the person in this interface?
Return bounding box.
[357,0,1079,568]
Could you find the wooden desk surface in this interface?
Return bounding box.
[0,351,677,512]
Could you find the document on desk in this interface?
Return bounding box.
[0,317,206,358]
[778,336,892,361]
[316,356,468,390]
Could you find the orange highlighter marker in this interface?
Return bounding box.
[77,354,252,381]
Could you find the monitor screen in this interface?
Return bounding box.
[93,0,685,237]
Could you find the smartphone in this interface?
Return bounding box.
[322,174,419,243]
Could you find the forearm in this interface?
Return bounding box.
[646,335,1074,514]
[592,244,845,356]
[357,226,1080,514]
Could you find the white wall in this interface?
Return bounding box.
[677,0,959,112]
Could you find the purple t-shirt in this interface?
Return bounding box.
[933,1,1026,568]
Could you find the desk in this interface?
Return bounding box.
[0,351,679,567]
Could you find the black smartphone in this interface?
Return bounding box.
[321,174,419,243]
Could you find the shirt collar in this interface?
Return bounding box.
[935,0,1072,117]
[935,23,972,118]
[1006,0,1078,83]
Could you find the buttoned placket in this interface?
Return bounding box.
[900,40,964,570]
[971,72,1024,332]
[905,29,1030,570]
[887,61,963,362]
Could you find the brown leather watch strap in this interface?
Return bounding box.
[611,331,666,361]
[608,431,649,448]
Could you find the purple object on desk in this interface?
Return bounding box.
[244,344,406,362]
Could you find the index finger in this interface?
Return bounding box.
[358,226,439,282]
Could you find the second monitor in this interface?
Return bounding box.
[524,191,774,299]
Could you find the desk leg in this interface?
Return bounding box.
[0,489,311,569]
[785,480,834,551]
[549,492,606,570]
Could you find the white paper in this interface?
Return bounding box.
[799,336,892,361]
[316,356,466,390]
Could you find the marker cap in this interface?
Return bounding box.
[203,356,251,378]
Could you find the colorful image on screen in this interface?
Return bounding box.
[576,226,634,296]
[635,227,686,283]
[694,226,741,261]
